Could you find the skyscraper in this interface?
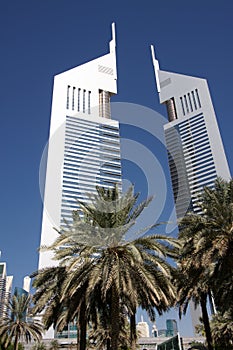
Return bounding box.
[166,319,178,337]
[38,23,122,272]
[151,46,230,219]
[151,46,230,335]
[0,262,13,317]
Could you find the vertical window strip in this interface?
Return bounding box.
[72,87,76,111]
[104,91,111,119]
[187,93,193,112]
[191,91,197,110]
[83,90,86,113]
[195,89,201,108]
[180,97,185,116]
[77,88,81,112]
[66,85,70,109]
[184,95,189,113]
[88,91,91,114]
[99,90,103,117]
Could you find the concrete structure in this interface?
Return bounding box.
[0,262,13,317]
[152,323,158,338]
[151,46,230,219]
[166,319,178,337]
[151,46,230,335]
[39,23,121,271]
[23,275,31,293]
[38,23,122,338]
[22,336,205,350]
[137,321,150,338]
[138,334,199,350]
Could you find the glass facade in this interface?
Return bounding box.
[0,263,6,318]
[55,321,77,339]
[39,24,120,339]
[166,319,178,337]
[152,46,230,336]
[165,113,217,218]
[61,115,122,226]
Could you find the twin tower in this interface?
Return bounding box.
[39,23,230,277]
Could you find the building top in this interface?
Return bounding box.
[151,45,208,105]
[54,22,117,95]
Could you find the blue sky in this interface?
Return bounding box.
[1,0,233,336]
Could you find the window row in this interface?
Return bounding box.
[66,85,91,114]
[180,89,201,116]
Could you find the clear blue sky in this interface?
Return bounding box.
[1,0,233,336]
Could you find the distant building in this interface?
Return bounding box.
[137,321,150,338]
[23,276,31,293]
[14,287,28,297]
[158,329,167,337]
[0,262,13,317]
[152,323,158,337]
[166,319,178,337]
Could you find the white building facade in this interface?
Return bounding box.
[151,46,230,219]
[151,47,230,335]
[0,262,13,318]
[39,23,122,271]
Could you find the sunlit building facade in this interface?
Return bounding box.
[151,46,230,335]
[151,46,230,219]
[38,24,122,338]
[0,262,13,318]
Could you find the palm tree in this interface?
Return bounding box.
[0,294,44,350]
[194,310,233,349]
[49,340,59,350]
[88,304,130,350]
[210,310,233,349]
[175,256,214,350]
[176,177,233,350]
[199,178,233,314]
[32,185,179,350]
[32,343,47,350]
[31,266,68,332]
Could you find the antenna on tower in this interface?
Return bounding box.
[109,22,116,53]
[151,45,161,93]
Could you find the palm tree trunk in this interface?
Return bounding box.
[106,338,111,350]
[14,332,19,350]
[200,293,213,350]
[110,285,120,350]
[76,319,79,350]
[130,313,137,350]
[78,299,87,350]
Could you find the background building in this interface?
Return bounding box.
[137,320,150,338]
[14,276,31,297]
[166,319,178,337]
[0,261,13,318]
[151,46,230,219]
[151,46,230,334]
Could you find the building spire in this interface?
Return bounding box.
[109,22,116,54]
[150,45,160,93]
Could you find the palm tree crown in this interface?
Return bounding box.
[32,185,179,350]
[0,294,43,350]
[176,177,233,350]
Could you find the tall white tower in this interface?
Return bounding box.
[39,23,122,271]
[151,46,230,335]
[151,46,230,219]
